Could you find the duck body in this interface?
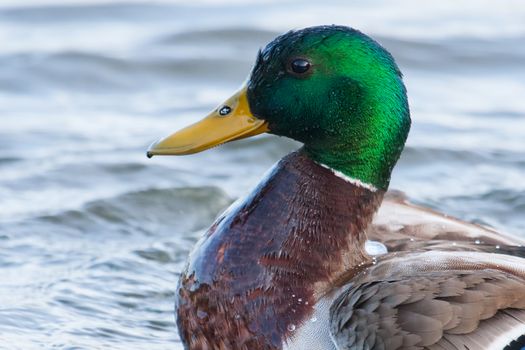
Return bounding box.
[147,25,525,350]
[175,151,525,350]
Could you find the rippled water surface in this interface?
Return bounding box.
[1,0,525,348]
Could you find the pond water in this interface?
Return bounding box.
[0,0,524,348]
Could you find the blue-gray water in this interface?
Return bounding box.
[1,1,524,348]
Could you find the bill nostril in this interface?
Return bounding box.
[218,106,232,116]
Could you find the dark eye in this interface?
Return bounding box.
[290,58,311,75]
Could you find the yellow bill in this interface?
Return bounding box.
[147,86,268,157]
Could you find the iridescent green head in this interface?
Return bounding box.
[148,25,410,191]
[248,25,410,190]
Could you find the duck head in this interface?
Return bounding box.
[148,25,410,190]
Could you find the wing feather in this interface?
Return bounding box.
[330,251,525,350]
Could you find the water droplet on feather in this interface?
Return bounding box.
[365,240,388,256]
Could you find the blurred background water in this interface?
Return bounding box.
[0,0,524,348]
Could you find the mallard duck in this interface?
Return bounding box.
[147,25,525,350]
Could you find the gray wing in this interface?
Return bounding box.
[369,191,525,250]
[329,251,525,350]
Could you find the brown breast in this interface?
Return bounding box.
[176,150,384,350]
